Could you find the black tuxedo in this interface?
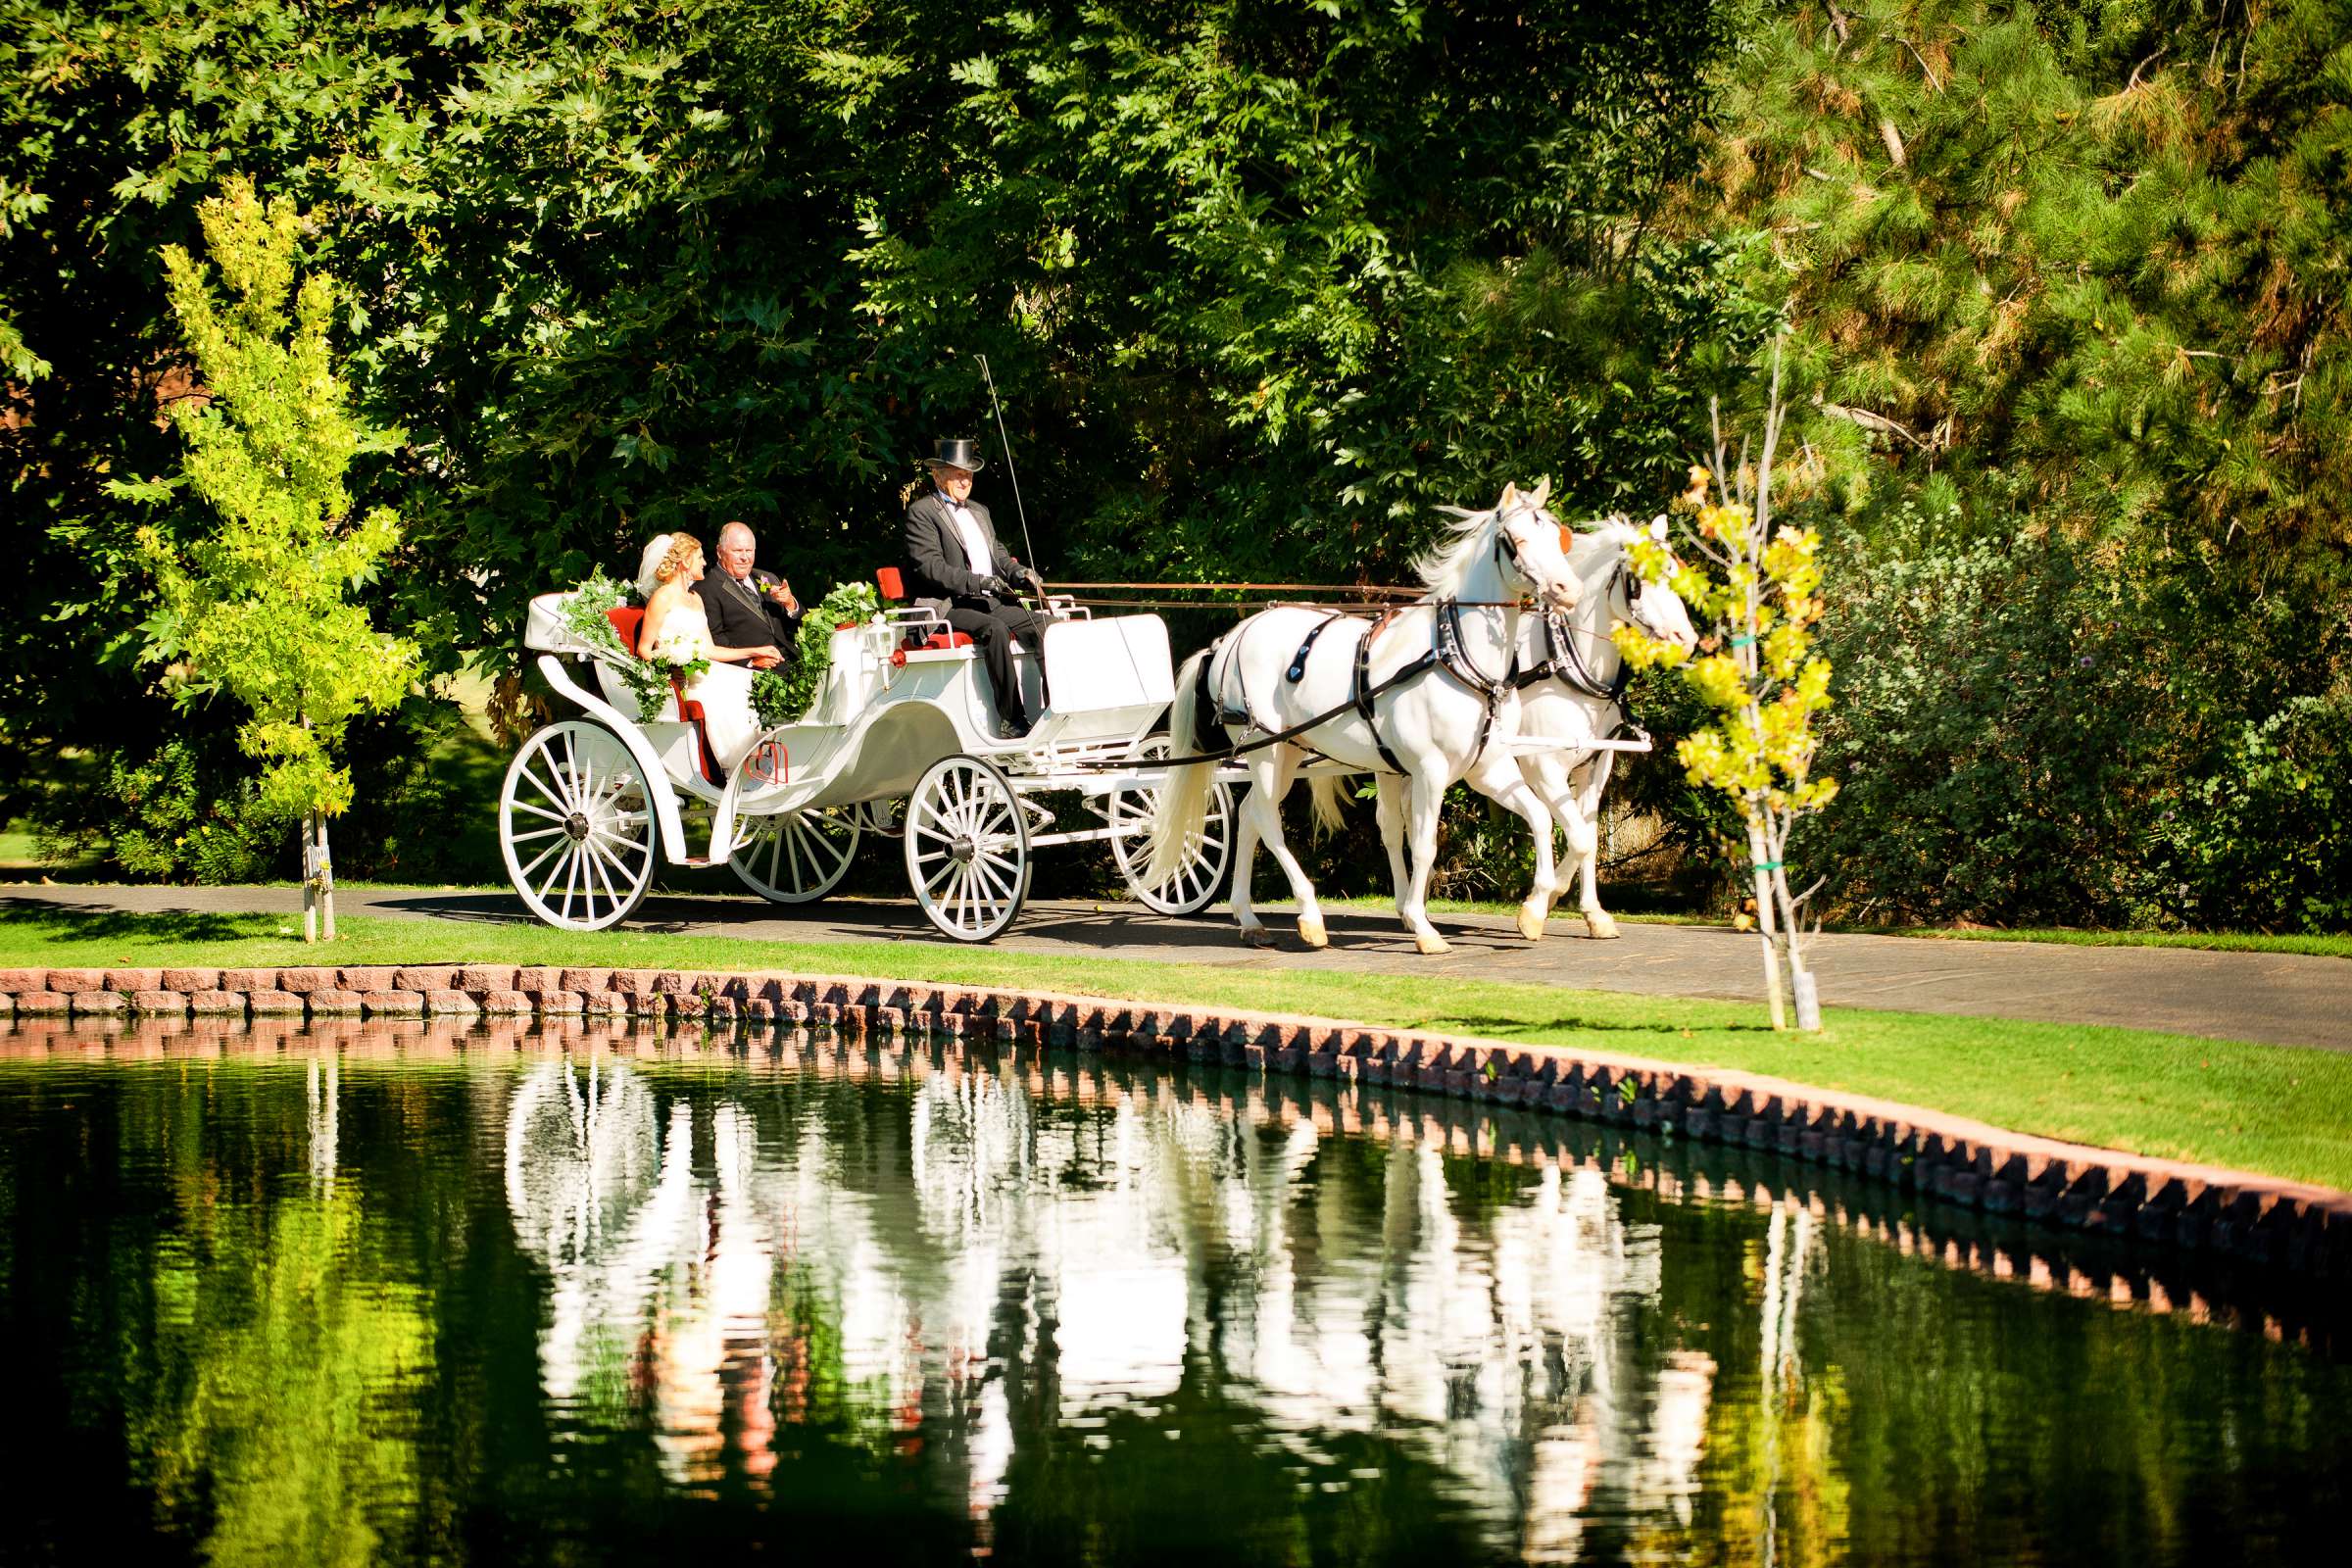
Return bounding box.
[693,567,802,656]
[904,490,1024,607]
[902,487,1043,730]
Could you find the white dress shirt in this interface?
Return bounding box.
[945,500,995,577]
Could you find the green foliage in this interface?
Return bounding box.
[1812,525,2157,923]
[126,176,418,821]
[754,581,882,726]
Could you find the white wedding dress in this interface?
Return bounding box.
[655,598,760,771]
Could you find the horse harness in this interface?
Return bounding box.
[1207,596,1516,774]
[1164,521,1546,773]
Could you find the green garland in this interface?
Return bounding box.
[559,568,710,719]
[751,580,882,726]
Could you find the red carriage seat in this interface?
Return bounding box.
[874,566,974,652]
[604,607,722,785]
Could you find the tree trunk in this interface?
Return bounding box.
[1748,826,1788,1030]
[1771,861,1822,1032]
[302,812,318,944]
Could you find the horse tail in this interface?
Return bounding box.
[1142,647,1217,888]
[1308,773,1348,839]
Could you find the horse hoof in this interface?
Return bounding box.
[1585,913,1620,940]
[1298,912,1328,949]
[1241,926,1279,949]
[1516,903,1547,942]
[1414,932,1451,956]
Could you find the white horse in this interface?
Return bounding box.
[1143,481,1585,955]
[1379,515,1700,940]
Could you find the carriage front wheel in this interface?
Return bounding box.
[499,720,657,931]
[905,755,1030,942]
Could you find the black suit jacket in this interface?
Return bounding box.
[693,568,801,654]
[904,490,1023,610]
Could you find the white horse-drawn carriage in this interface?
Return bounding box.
[500,485,1697,947]
[505,567,1244,940]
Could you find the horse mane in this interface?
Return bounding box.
[1414,506,1499,596]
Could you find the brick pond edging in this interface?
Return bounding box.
[4,963,2346,1279]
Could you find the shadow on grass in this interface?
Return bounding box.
[0,901,272,945]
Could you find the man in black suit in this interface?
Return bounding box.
[903,437,1047,737]
[694,519,803,668]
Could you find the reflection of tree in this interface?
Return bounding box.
[138,1188,433,1567]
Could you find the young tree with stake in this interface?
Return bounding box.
[120,177,417,940]
[1616,346,1838,1030]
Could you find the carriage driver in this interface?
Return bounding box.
[903,437,1048,739]
[692,519,803,669]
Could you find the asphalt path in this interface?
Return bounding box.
[7,883,2348,1053]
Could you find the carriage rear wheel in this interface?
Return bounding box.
[905,755,1029,942]
[500,720,657,931]
[728,808,860,904]
[1108,743,1235,916]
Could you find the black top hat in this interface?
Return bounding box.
[927,437,987,473]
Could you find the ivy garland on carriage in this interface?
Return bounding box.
[558,569,880,728]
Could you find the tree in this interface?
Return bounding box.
[124,176,417,939]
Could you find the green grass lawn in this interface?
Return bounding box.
[5,906,2346,1190]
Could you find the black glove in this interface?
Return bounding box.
[980,575,1012,598]
[1017,564,1047,593]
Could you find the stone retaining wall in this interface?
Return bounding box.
[3,962,2344,1278]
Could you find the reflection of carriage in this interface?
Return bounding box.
[503,574,1246,940]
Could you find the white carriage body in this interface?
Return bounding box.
[504,587,1229,938]
[521,591,1176,809]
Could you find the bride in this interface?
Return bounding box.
[636,532,782,771]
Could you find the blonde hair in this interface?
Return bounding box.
[654,532,703,585]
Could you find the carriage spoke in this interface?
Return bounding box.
[808,817,843,884]
[508,824,568,845]
[781,817,808,890]
[520,762,572,814]
[542,846,574,916]
[581,838,619,911]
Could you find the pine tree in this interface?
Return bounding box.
[124,177,417,940]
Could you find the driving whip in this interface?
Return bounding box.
[976,354,1040,572]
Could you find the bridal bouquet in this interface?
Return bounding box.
[647,623,710,680]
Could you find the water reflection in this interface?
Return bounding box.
[0,1025,2345,1566]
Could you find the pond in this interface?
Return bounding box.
[1,1020,2344,1566]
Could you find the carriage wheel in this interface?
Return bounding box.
[500,720,657,931]
[728,808,860,904]
[1108,747,1235,915]
[905,755,1030,942]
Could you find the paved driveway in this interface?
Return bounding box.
[7,883,2348,1052]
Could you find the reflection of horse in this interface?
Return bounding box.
[1145,483,1586,955]
[1381,517,1700,940]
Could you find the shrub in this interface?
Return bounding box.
[49,742,296,883]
